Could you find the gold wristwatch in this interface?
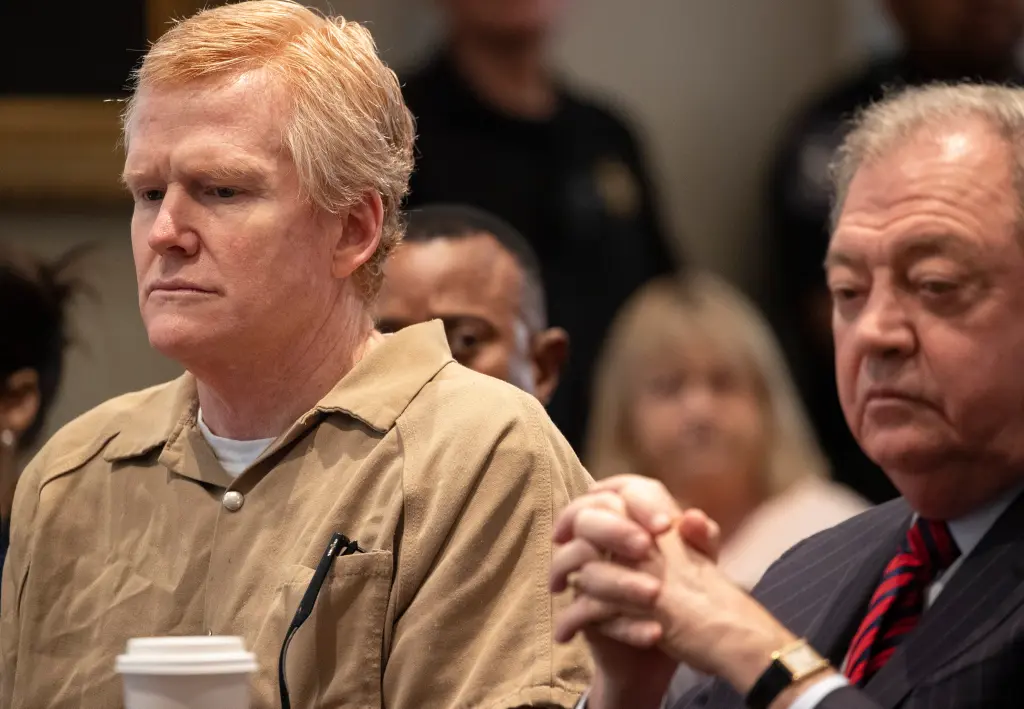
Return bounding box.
[745,638,831,709]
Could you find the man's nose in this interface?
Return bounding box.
[147,188,200,257]
[852,285,916,361]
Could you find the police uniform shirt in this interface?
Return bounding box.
[403,50,679,451]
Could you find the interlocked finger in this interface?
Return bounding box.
[554,594,620,643]
[553,491,629,544]
[596,616,664,649]
[573,507,653,561]
[551,538,604,593]
[573,560,661,611]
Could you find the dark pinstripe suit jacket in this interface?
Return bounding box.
[671,493,1024,709]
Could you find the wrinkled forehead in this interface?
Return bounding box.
[122,76,296,193]
[125,71,286,149]
[829,121,1020,262]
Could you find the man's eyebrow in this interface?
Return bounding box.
[823,249,860,271]
[437,314,499,331]
[120,160,270,187]
[120,169,146,187]
[191,160,269,183]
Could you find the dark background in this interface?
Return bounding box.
[0,0,146,95]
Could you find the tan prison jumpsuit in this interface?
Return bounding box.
[1,321,592,708]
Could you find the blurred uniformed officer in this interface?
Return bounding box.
[403,0,681,451]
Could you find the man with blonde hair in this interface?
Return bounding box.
[0,2,591,708]
[552,82,1024,709]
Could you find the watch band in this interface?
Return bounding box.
[746,656,793,709]
[745,638,830,709]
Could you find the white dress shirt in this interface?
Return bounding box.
[576,486,1021,709]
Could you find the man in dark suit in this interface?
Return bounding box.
[550,82,1024,709]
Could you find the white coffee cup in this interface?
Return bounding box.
[116,636,258,709]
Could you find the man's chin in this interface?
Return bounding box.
[860,440,937,473]
[863,434,979,515]
[860,431,951,477]
[145,320,219,363]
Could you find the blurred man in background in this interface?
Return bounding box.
[402,0,680,451]
[376,204,568,406]
[764,0,1024,504]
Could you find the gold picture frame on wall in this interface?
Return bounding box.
[0,0,210,206]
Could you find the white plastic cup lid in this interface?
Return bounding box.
[115,636,258,676]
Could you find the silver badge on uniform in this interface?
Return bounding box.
[795,131,841,210]
[593,158,641,219]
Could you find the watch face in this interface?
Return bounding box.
[781,643,827,678]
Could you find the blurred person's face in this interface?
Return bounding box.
[439,0,567,40]
[628,343,769,539]
[375,234,567,404]
[886,0,1024,72]
[829,118,1024,520]
[0,368,39,452]
[0,367,40,517]
[125,74,368,371]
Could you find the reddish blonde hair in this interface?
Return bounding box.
[123,0,415,299]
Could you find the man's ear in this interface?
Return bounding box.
[531,327,569,406]
[330,190,385,280]
[0,368,41,441]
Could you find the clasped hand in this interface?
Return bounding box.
[549,475,798,702]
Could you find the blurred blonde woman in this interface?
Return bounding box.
[586,273,867,589]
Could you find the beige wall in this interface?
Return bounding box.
[3,0,857,442]
[553,0,843,286]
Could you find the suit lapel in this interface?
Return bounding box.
[864,491,1024,708]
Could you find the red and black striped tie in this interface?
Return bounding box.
[844,518,960,686]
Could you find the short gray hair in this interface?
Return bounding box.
[829,83,1024,232]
